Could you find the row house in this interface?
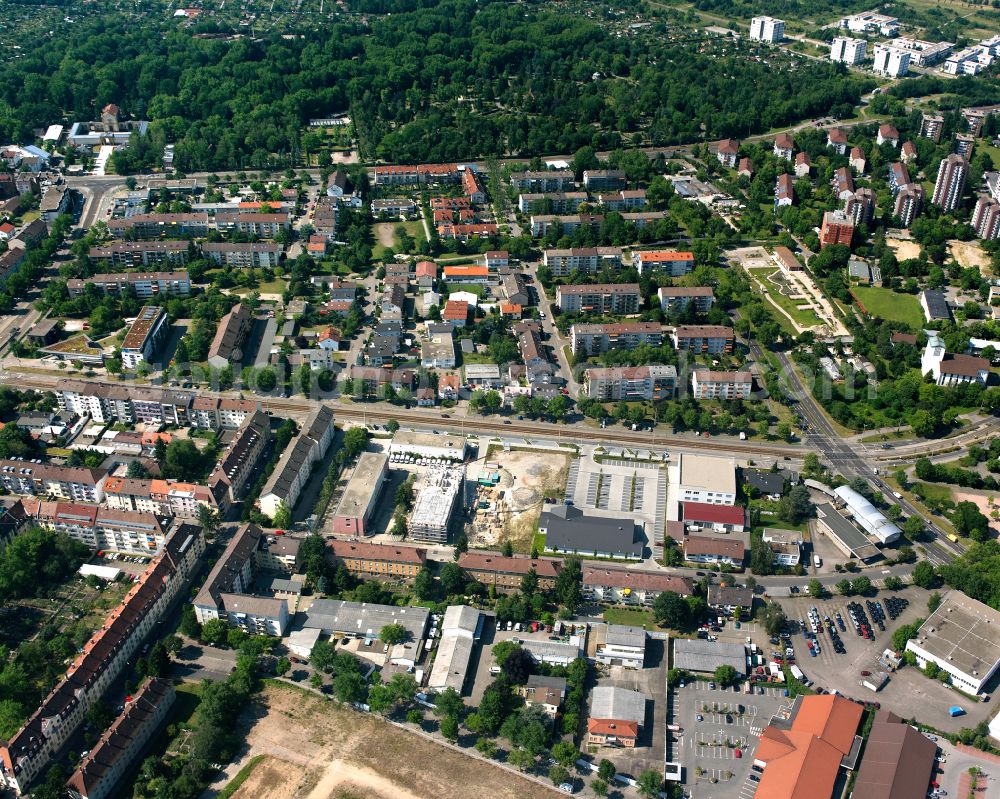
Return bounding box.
[0,461,107,503]
[345,365,416,396]
[24,499,173,556]
[207,410,271,505]
[462,169,488,204]
[312,197,339,240]
[631,250,693,276]
[0,526,204,795]
[555,283,641,314]
[194,523,289,636]
[583,564,694,607]
[430,196,471,211]
[670,325,735,355]
[437,222,498,240]
[542,247,622,277]
[570,322,663,356]
[457,551,562,592]
[583,365,678,401]
[66,679,175,799]
[103,477,221,518]
[530,213,603,237]
[258,406,336,519]
[87,241,190,269]
[372,163,460,186]
[509,170,575,192]
[67,271,191,299]
[518,191,588,214]
[691,369,753,400]
[326,539,427,579]
[658,286,715,314]
[189,397,259,431]
[108,213,210,240]
[201,241,282,268]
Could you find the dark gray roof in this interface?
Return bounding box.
[921,289,951,320]
[742,469,788,495]
[541,505,642,558]
[707,584,754,610]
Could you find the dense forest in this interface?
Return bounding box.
[0,0,870,169]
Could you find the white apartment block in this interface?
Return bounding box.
[691,369,753,400]
[675,452,737,505]
[830,37,867,65]
[872,45,910,77]
[749,16,784,43]
[542,247,622,277]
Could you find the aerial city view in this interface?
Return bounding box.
[2,1,1000,799]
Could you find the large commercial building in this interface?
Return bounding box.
[258,406,335,518]
[595,624,646,669]
[830,37,867,65]
[193,523,290,636]
[749,16,784,42]
[851,710,937,799]
[555,283,641,314]
[905,591,1000,695]
[66,679,176,799]
[388,430,468,462]
[676,453,737,505]
[583,365,677,402]
[304,599,429,667]
[673,638,747,674]
[409,465,464,543]
[68,270,191,298]
[428,605,483,693]
[587,686,647,748]
[332,452,389,536]
[121,306,169,369]
[0,526,204,794]
[932,154,968,212]
[539,504,643,559]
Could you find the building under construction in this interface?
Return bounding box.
[409,465,465,543]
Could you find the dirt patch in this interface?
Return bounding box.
[887,237,921,261]
[949,239,992,275]
[468,449,569,552]
[372,222,396,249]
[228,683,557,799]
[951,489,1000,533]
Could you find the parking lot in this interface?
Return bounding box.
[775,587,996,733]
[671,680,791,798]
[935,738,1000,798]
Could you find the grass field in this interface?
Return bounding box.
[912,482,954,503]
[852,286,924,331]
[746,267,822,329]
[397,220,426,248]
[602,607,657,629]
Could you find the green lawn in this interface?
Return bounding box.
[397,220,426,248]
[602,607,657,630]
[851,286,924,331]
[746,267,822,328]
[912,482,954,503]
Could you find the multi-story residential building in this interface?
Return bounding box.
[103,477,221,518]
[0,525,204,794]
[555,283,641,314]
[820,210,855,247]
[582,170,626,191]
[327,539,427,579]
[932,154,968,211]
[671,325,735,355]
[832,167,855,200]
[901,141,918,163]
[887,162,910,194]
[830,37,867,64]
[872,45,910,77]
[894,183,925,227]
[370,198,417,218]
[631,250,694,275]
[207,302,253,369]
[189,397,259,431]
[890,37,953,66]
[258,406,335,519]
[66,679,175,799]
[750,16,784,42]
[583,365,677,401]
[108,213,210,239]
[716,139,740,168]
[0,461,107,502]
[840,11,899,35]
[845,188,876,226]
[508,170,576,192]
[194,523,289,635]
[372,163,461,186]
[570,322,663,355]
[850,146,867,174]
[87,241,190,269]
[773,133,794,161]
[332,452,389,536]
[598,189,647,211]
[973,196,1000,240]
[582,565,693,606]
[121,306,169,369]
[207,411,271,506]
[691,369,753,400]
[24,499,173,555]
[517,192,589,214]
[530,213,604,238]
[657,286,715,314]
[794,152,811,178]
[542,247,622,276]
[67,271,191,299]
[827,128,849,154]
[921,114,945,142]
[462,168,487,203]
[774,173,794,208]
[129,388,192,427]
[201,241,282,268]
[457,551,562,592]
[56,380,134,424]
[683,534,746,566]
[877,123,900,148]
[213,212,290,238]
[922,333,990,387]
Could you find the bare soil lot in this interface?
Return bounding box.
[228,682,557,799]
[949,240,991,275]
[886,237,921,261]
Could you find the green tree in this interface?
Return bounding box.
[636,769,663,799]
[597,759,616,782]
[714,665,738,687]
[928,591,942,613]
[808,579,825,598]
[548,765,571,787]
[413,567,436,600]
[836,579,853,596]
[440,562,465,595]
[440,715,460,741]
[851,576,872,595]
[912,561,936,588]
[554,556,582,608]
[272,501,292,529]
[275,657,291,676]
[434,688,465,719]
[592,778,609,797]
[380,623,407,646]
[551,741,578,767]
[201,618,228,646]
[653,591,689,629]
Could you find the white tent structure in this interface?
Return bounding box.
[832,485,901,544]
